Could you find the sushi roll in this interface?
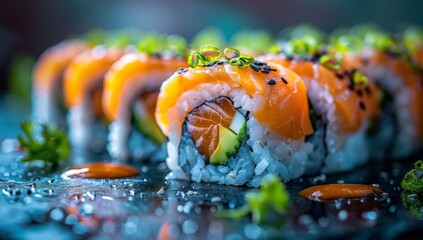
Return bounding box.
[63,30,137,153]
[102,34,188,161]
[331,26,423,158]
[155,47,315,187]
[259,31,379,173]
[32,38,89,127]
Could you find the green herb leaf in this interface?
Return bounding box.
[352,70,369,87]
[401,160,423,193]
[319,54,342,71]
[18,121,71,171]
[401,190,423,219]
[216,175,289,224]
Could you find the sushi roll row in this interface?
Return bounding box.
[32,25,423,187]
[32,30,188,161]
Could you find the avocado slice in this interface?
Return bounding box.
[210,113,247,165]
[133,112,166,144]
[132,99,166,144]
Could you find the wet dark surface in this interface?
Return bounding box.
[1,95,423,240]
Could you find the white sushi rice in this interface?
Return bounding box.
[32,81,67,129]
[164,83,315,187]
[67,98,108,155]
[362,50,418,158]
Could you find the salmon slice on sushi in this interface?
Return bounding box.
[102,33,188,161]
[32,32,101,128]
[63,30,138,153]
[155,47,315,187]
[259,27,379,173]
[331,26,423,158]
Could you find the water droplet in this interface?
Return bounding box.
[2,188,11,196]
[123,217,138,236]
[43,189,54,195]
[177,205,184,213]
[184,202,194,214]
[123,181,134,187]
[318,217,330,228]
[362,211,378,221]
[110,184,117,189]
[50,208,64,221]
[157,187,165,195]
[182,220,198,235]
[244,223,261,239]
[389,205,397,213]
[46,179,55,184]
[187,190,197,196]
[65,215,78,225]
[155,207,163,216]
[211,196,222,203]
[338,210,348,221]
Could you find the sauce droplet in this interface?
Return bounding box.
[299,184,385,202]
[61,163,139,179]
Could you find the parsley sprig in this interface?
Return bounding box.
[18,121,70,171]
[216,175,289,224]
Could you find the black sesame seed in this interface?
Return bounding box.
[267,79,276,85]
[204,61,218,67]
[348,84,355,91]
[261,70,270,74]
[335,72,344,80]
[281,77,288,84]
[269,68,277,72]
[357,89,363,97]
[217,60,225,65]
[359,101,366,110]
[263,65,272,71]
[254,61,265,66]
[250,63,261,72]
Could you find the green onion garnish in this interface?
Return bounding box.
[352,70,369,87]
[187,46,254,68]
[224,47,254,68]
[224,47,240,59]
[199,46,222,62]
[319,54,342,71]
[187,51,203,68]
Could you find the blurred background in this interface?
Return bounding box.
[0,0,422,98]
